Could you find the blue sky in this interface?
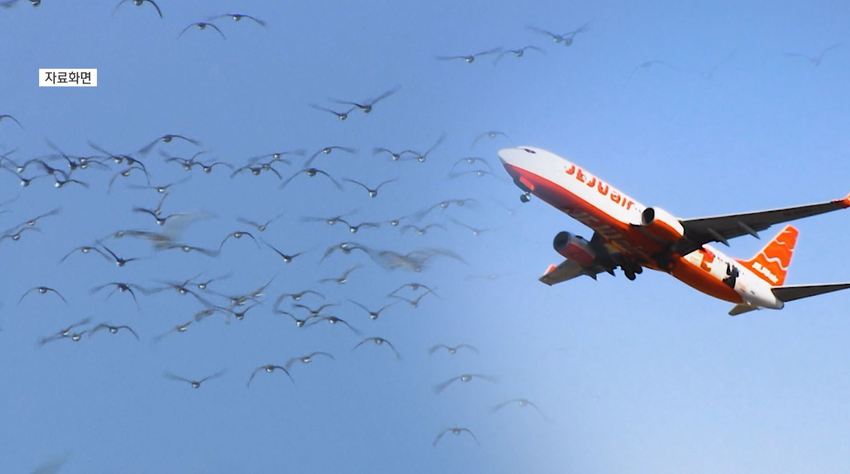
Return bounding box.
[1,1,849,473]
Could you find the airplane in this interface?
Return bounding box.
[498,146,850,315]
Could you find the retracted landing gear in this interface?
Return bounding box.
[520,192,531,203]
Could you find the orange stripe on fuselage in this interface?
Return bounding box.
[671,253,744,303]
[504,163,667,266]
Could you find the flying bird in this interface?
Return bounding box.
[496,45,545,63]
[436,47,502,63]
[114,0,163,18]
[491,398,547,419]
[428,343,479,356]
[310,104,355,121]
[353,336,401,359]
[90,323,140,341]
[137,133,199,155]
[0,114,23,128]
[304,145,357,167]
[433,373,497,394]
[343,178,397,198]
[280,168,342,190]
[19,286,67,305]
[247,364,294,387]
[164,370,226,389]
[348,300,396,320]
[433,427,480,447]
[179,22,226,39]
[784,43,843,66]
[332,86,400,114]
[285,351,335,370]
[319,265,362,285]
[208,12,266,27]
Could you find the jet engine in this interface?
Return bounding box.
[640,207,685,243]
[552,231,596,267]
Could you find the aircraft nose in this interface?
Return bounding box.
[497,147,535,167]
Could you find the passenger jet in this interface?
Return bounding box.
[499,146,850,315]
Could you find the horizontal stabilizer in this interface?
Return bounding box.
[729,303,760,316]
[772,283,850,303]
[539,259,601,286]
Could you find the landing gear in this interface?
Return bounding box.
[621,264,643,281]
[520,192,531,203]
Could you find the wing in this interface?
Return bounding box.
[673,193,850,255]
[538,258,604,286]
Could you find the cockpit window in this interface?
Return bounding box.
[522,148,536,154]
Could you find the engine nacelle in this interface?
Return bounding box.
[553,231,596,267]
[640,207,685,243]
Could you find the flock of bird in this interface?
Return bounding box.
[0,7,566,448]
[2,3,844,472]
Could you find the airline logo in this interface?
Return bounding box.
[565,163,636,210]
[740,225,798,286]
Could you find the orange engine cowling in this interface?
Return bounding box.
[553,231,596,267]
[640,207,685,243]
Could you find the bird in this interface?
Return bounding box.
[332,86,400,114]
[433,373,497,394]
[208,13,266,27]
[179,22,226,39]
[53,176,89,189]
[301,210,358,227]
[285,351,335,370]
[305,316,361,335]
[784,43,843,67]
[320,241,370,261]
[37,317,91,346]
[404,134,445,163]
[273,309,314,328]
[310,104,355,121]
[292,302,337,318]
[280,168,342,190]
[428,343,479,356]
[98,242,142,267]
[219,230,260,251]
[276,289,325,303]
[342,178,397,198]
[491,398,547,419]
[90,282,148,307]
[164,370,226,389]
[89,323,140,341]
[336,218,380,234]
[1,226,40,244]
[436,47,502,63]
[527,22,590,46]
[353,336,401,359]
[373,147,417,162]
[388,282,437,297]
[137,134,199,155]
[471,130,508,148]
[628,60,673,81]
[19,286,67,305]
[114,0,163,18]
[0,114,23,128]
[128,176,191,194]
[237,212,285,232]
[247,364,294,387]
[433,427,480,447]
[304,145,357,167]
[448,217,492,236]
[152,320,194,344]
[319,265,362,285]
[389,292,432,309]
[231,163,283,180]
[451,156,492,171]
[447,169,498,179]
[348,300,396,320]
[401,223,447,236]
[264,240,307,264]
[496,45,545,63]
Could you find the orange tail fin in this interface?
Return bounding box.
[737,225,798,286]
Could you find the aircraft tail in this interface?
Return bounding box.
[737,225,798,286]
